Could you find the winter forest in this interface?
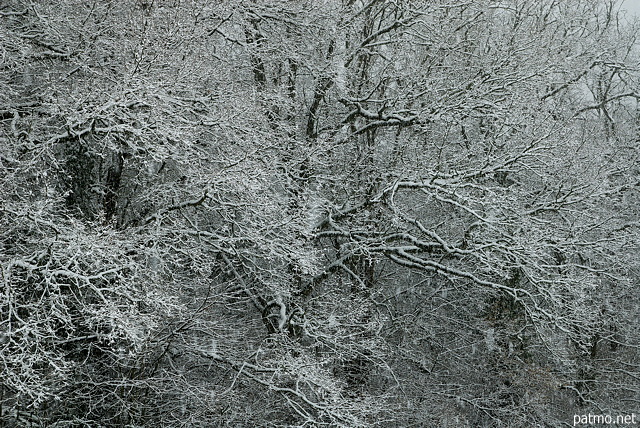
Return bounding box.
[1,0,640,426]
